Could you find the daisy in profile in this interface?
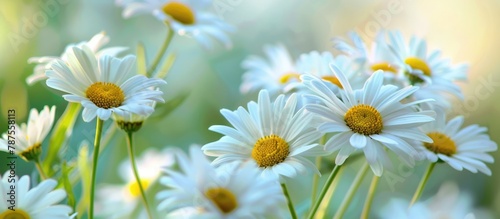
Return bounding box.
[116,0,234,48]
[240,44,298,96]
[302,67,434,176]
[46,45,166,122]
[388,31,468,108]
[202,90,324,179]
[0,106,55,162]
[96,148,175,218]
[416,108,497,175]
[0,172,74,218]
[27,32,127,85]
[157,146,287,218]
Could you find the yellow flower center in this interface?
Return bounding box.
[279,73,301,84]
[404,57,431,76]
[344,104,383,135]
[321,76,343,89]
[85,82,125,109]
[371,62,397,74]
[0,209,31,219]
[127,179,151,197]
[424,132,457,156]
[162,2,195,25]
[251,134,290,167]
[205,187,238,214]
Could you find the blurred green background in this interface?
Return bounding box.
[0,0,499,218]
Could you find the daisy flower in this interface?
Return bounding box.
[46,45,166,122]
[157,146,287,218]
[0,106,55,161]
[0,172,73,219]
[240,44,298,96]
[416,108,497,175]
[302,67,435,176]
[96,148,175,218]
[27,32,127,85]
[202,90,324,180]
[388,31,468,108]
[116,0,234,48]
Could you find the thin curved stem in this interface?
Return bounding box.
[89,119,104,219]
[311,135,327,202]
[147,27,174,76]
[361,175,380,219]
[316,167,345,219]
[281,184,298,219]
[308,164,342,219]
[410,162,436,207]
[126,132,153,219]
[333,161,369,219]
[34,159,48,180]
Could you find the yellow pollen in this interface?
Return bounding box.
[162,2,195,25]
[85,82,125,109]
[404,57,431,76]
[251,135,290,167]
[424,132,457,156]
[371,62,397,73]
[205,187,238,214]
[321,76,343,89]
[0,209,31,219]
[128,179,151,197]
[344,104,383,135]
[279,73,301,84]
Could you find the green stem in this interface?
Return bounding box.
[361,175,380,219]
[281,184,298,219]
[308,165,342,219]
[333,162,369,219]
[311,135,327,202]
[147,27,174,76]
[126,132,153,219]
[89,119,104,219]
[410,162,436,206]
[316,167,345,219]
[34,159,48,180]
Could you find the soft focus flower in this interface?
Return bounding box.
[240,44,298,96]
[202,90,324,180]
[0,106,55,161]
[302,68,434,176]
[0,172,73,219]
[116,0,234,48]
[96,148,175,219]
[416,109,497,175]
[27,32,127,85]
[46,45,166,122]
[157,146,287,218]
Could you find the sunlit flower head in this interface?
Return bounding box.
[202,90,325,180]
[302,67,435,176]
[0,172,74,219]
[27,32,127,85]
[116,0,234,49]
[416,109,497,175]
[240,44,298,96]
[96,148,175,218]
[0,106,55,161]
[46,45,166,122]
[388,31,468,109]
[157,146,287,218]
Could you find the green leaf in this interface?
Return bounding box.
[150,91,190,119]
[137,42,147,76]
[76,143,91,216]
[61,161,77,211]
[44,103,81,176]
[153,53,176,79]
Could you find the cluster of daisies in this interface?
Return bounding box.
[0,0,497,218]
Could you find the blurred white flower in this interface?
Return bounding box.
[27,32,127,85]
[302,68,434,176]
[202,90,324,180]
[46,45,166,122]
[96,148,175,219]
[157,146,287,219]
[116,0,234,49]
[0,106,55,161]
[0,172,73,218]
[416,108,497,175]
